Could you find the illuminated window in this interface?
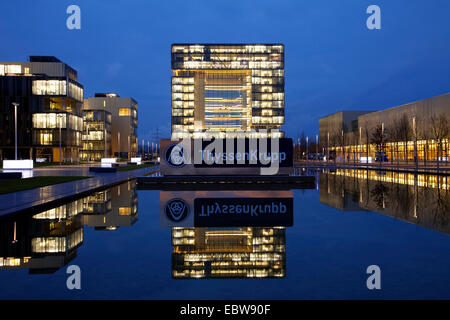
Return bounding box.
[39,132,53,145]
[119,207,132,216]
[0,64,22,76]
[118,108,131,116]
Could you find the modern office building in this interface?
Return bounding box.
[171,44,285,139]
[318,93,450,162]
[172,227,286,279]
[84,93,138,160]
[0,56,84,162]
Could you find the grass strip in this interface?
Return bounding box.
[0,176,90,195]
[116,163,157,172]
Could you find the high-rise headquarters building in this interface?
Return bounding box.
[0,56,84,162]
[83,93,138,160]
[171,44,285,139]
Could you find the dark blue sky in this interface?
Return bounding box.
[1,0,449,141]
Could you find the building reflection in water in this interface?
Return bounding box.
[161,189,293,279]
[82,180,138,230]
[0,181,138,273]
[0,200,84,274]
[172,226,286,279]
[320,169,450,235]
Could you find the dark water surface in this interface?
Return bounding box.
[0,169,449,299]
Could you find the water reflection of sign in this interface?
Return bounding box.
[165,198,189,222]
[195,198,292,227]
[160,190,293,227]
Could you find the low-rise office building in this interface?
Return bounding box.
[319,93,450,162]
[84,93,138,160]
[0,56,84,162]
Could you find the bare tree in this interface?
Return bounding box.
[397,113,411,164]
[339,124,348,163]
[370,124,386,168]
[351,130,359,165]
[360,120,372,165]
[416,115,430,166]
[430,113,449,171]
[385,124,396,166]
[330,129,341,163]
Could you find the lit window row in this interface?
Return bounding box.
[0,64,23,75]
[252,116,284,124]
[253,101,284,108]
[253,70,284,77]
[172,93,194,100]
[252,77,283,85]
[172,77,194,84]
[172,45,283,54]
[172,109,194,117]
[172,85,194,93]
[175,61,282,70]
[33,113,83,130]
[256,93,284,101]
[32,80,67,96]
[173,100,194,109]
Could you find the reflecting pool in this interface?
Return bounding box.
[0,169,449,299]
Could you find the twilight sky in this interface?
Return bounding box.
[1,0,449,142]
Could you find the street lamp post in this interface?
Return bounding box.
[104,128,107,159]
[316,134,318,159]
[359,127,362,163]
[327,132,330,162]
[413,116,417,171]
[306,136,309,160]
[86,122,89,164]
[57,114,64,166]
[12,102,19,160]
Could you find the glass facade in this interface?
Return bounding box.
[81,110,112,161]
[171,44,285,139]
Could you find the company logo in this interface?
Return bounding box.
[165,144,186,168]
[165,198,189,222]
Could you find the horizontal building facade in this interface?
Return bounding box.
[319,93,450,162]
